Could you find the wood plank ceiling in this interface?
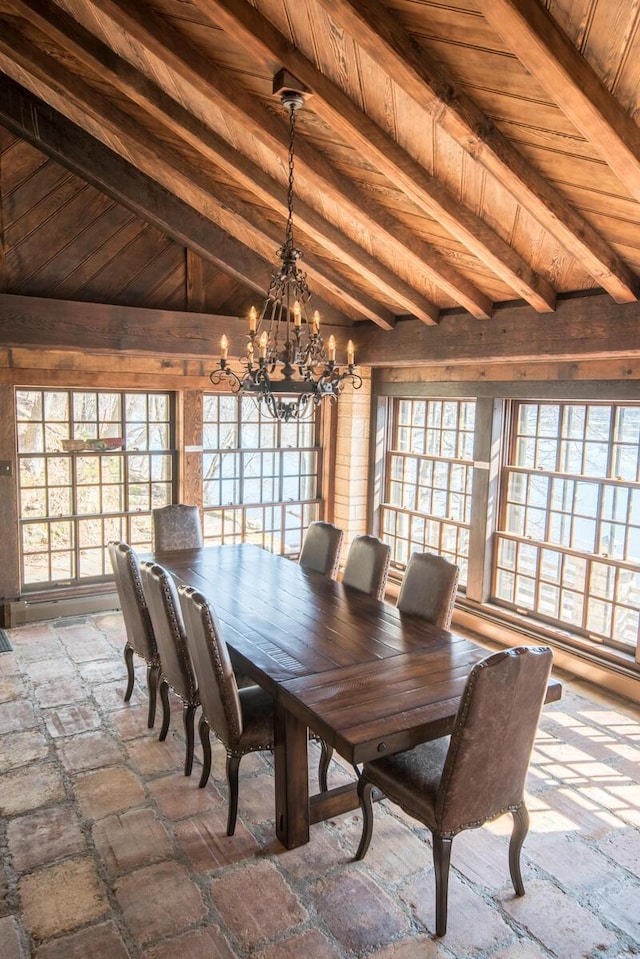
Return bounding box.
[1,0,640,343]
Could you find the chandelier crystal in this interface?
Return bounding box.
[210,87,362,422]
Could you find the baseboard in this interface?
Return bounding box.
[6,590,120,626]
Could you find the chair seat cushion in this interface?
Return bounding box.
[363,736,450,828]
[238,685,275,751]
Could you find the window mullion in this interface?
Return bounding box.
[465,397,501,603]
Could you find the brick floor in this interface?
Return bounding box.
[0,612,639,957]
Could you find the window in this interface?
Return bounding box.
[380,398,476,584]
[494,402,640,651]
[202,395,320,556]
[16,390,175,587]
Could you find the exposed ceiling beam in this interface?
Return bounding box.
[193,0,556,314]
[313,0,640,305]
[354,295,640,367]
[81,0,492,318]
[0,292,351,357]
[0,293,237,355]
[0,27,396,328]
[475,0,640,204]
[6,0,432,326]
[4,292,637,369]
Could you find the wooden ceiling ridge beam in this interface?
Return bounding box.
[5,0,428,327]
[312,0,640,305]
[0,27,394,327]
[84,0,492,318]
[193,0,555,314]
[475,0,640,205]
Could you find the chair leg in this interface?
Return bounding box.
[354,777,375,861]
[318,740,333,792]
[432,834,453,937]
[123,644,135,703]
[226,753,241,836]
[146,663,161,729]
[509,803,530,897]
[158,680,170,741]
[198,715,211,788]
[183,703,197,777]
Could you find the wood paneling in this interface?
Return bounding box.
[0,0,640,348]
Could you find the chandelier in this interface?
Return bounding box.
[210,85,362,422]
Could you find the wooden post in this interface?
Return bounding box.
[181,389,203,516]
[186,249,206,312]
[0,385,20,622]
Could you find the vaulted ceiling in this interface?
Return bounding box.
[2,0,640,343]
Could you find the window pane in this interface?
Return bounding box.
[382,398,474,585]
[495,400,640,651]
[202,394,319,555]
[16,390,173,589]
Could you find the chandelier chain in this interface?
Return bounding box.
[285,102,296,253]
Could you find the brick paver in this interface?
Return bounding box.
[19,858,109,940]
[0,612,639,958]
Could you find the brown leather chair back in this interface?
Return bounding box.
[298,521,344,578]
[108,541,158,662]
[153,504,203,551]
[437,646,553,835]
[140,562,197,703]
[342,535,391,600]
[178,585,243,750]
[397,551,459,628]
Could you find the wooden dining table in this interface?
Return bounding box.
[152,543,562,849]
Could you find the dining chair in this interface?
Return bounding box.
[397,551,459,629]
[108,541,161,729]
[177,584,275,836]
[354,645,553,937]
[342,534,391,601]
[152,504,204,551]
[139,561,200,776]
[298,520,344,578]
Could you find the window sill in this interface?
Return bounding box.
[453,598,640,705]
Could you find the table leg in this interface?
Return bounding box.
[274,703,309,848]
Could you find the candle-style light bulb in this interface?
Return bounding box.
[347,339,355,366]
[220,334,228,361]
[293,301,302,328]
[259,331,268,359]
[248,307,257,333]
[312,310,320,335]
[328,334,336,362]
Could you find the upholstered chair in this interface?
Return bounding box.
[298,521,344,578]
[355,645,553,936]
[342,535,391,600]
[397,551,459,629]
[178,584,274,836]
[152,504,203,552]
[140,561,200,776]
[108,541,161,728]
